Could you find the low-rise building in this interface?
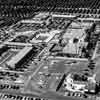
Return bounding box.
[6,46,33,68]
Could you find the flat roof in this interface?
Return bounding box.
[78,18,100,22]
[6,46,33,67]
[31,33,55,43]
[63,28,84,39]
[52,14,76,18]
[4,42,32,47]
[20,20,43,24]
[63,43,77,54]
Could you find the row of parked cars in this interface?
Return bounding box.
[0,71,22,82]
[0,83,21,91]
[64,91,91,99]
[0,93,49,100]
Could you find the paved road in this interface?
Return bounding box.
[0,89,95,100]
[41,90,94,100]
[25,60,45,87]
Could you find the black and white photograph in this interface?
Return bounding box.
[0,0,100,100]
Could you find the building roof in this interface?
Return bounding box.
[4,41,32,47]
[6,46,32,67]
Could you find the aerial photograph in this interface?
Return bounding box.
[0,0,100,100]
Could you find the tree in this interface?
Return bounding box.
[88,60,95,74]
[95,81,100,94]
